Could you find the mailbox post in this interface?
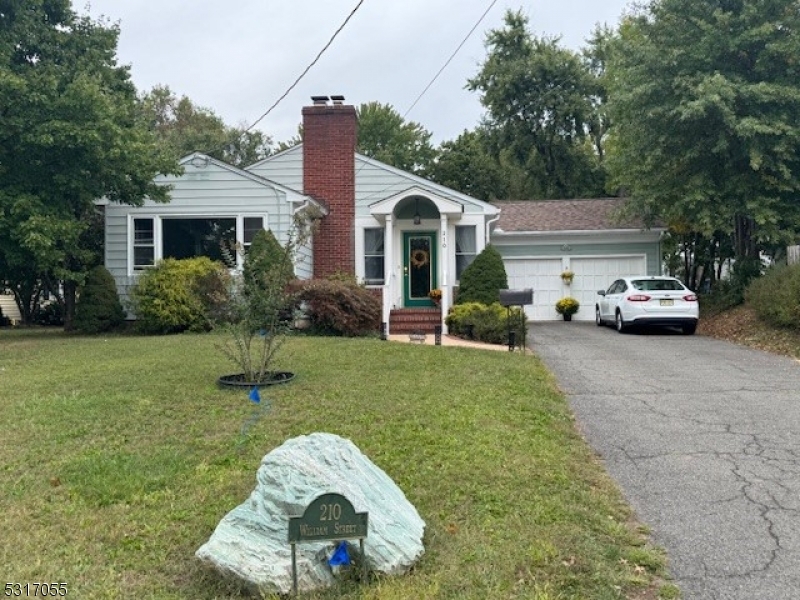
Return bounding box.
[498,289,533,352]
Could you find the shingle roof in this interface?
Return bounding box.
[492,198,648,233]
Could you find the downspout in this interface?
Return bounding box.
[486,213,501,244]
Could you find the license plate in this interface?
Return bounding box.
[660,299,674,306]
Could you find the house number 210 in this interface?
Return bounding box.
[319,503,342,521]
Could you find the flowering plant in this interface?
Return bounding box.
[555,296,580,316]
[428,288,442,302]
[560,269,575,284]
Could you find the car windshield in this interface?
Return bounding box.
[631,279,685,291]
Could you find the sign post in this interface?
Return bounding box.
[288,493,369,595]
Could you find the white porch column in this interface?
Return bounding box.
[440,214,449,334]
[383,215,394,335]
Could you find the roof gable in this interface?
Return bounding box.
[168,153,305,198]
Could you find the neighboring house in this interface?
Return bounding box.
[0,293,22,325]
[104,96,663,330]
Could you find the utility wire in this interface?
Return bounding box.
[403,0,499,120]
[356,0,500,204]
[246,0,366,133]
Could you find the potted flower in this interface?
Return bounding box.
[555,296,580,321]
[560,269,575,285]
[428,288,442,306]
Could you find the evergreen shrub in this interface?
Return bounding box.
[455,244,508,305]
[73,266,125,333]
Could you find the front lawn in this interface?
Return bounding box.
[0,330,675,599]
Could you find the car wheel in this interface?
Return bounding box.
[595,306,603,326]
[682,322,697,335]
[615,310,627,333]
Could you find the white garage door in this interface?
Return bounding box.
[503,255,647,321]
[569,256,646,320]
[504,259,562,321]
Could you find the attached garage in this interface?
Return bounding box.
[491,199,664,321]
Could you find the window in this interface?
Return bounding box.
[243,217,264,252]
[131,215,266,273]
[455,226,477,279]
[364,228,385,285]
[133,218,155,269]
[163,217,237,267]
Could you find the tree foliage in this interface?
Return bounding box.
[139,85,272,167]
[0,1,179,327]
[428,128,507,200]
[606,0,800,274]
[356,101,436,175]
[468,10,607,199]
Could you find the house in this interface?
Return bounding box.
[105,96,663,330]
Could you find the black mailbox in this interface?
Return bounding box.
[498,289,533,306]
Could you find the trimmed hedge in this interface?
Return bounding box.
[446,301,526,345]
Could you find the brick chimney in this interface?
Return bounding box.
[303,95,357,279]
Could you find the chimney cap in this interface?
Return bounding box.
[311,95,330,105]
[330,95,345,105]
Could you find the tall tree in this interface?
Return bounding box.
[0,0,179,327]
[428,128,507,200]
[468,10,606,199]
[356,101,436,175]
[139,85,272,167]
[607,0,800,275]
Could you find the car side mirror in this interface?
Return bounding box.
[597,290,606,296]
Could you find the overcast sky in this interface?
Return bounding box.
[75,0,633,146]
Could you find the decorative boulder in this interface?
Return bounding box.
[196,432,426,594]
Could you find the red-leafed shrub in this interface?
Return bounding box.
[291,278,381,337]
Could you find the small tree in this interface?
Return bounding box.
[456,245,508,305]
[73,266,125,333]
[216,212,319,383]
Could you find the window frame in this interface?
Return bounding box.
[128,213,268,275]
[455,225,477,281]
[363,227,386,286]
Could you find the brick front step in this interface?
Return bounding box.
[389,308,442,334]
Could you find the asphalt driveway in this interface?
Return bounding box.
[529,321,800,600]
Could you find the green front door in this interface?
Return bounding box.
[404,232,437,307]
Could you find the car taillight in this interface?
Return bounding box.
[683,294,698,302]
[627,294,651,302]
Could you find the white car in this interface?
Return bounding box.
[596,276,699,335]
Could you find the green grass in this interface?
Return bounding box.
[0,329,676,599]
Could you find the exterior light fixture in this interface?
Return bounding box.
[413,199,421,225]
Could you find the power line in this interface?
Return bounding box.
[246,0,367,133]
[403,0,499,120]
[355,0,500,204]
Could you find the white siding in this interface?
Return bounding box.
[245,146,304,191]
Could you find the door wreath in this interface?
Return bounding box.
[410,249,429,268]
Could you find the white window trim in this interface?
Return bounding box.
[127,213,269,276]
